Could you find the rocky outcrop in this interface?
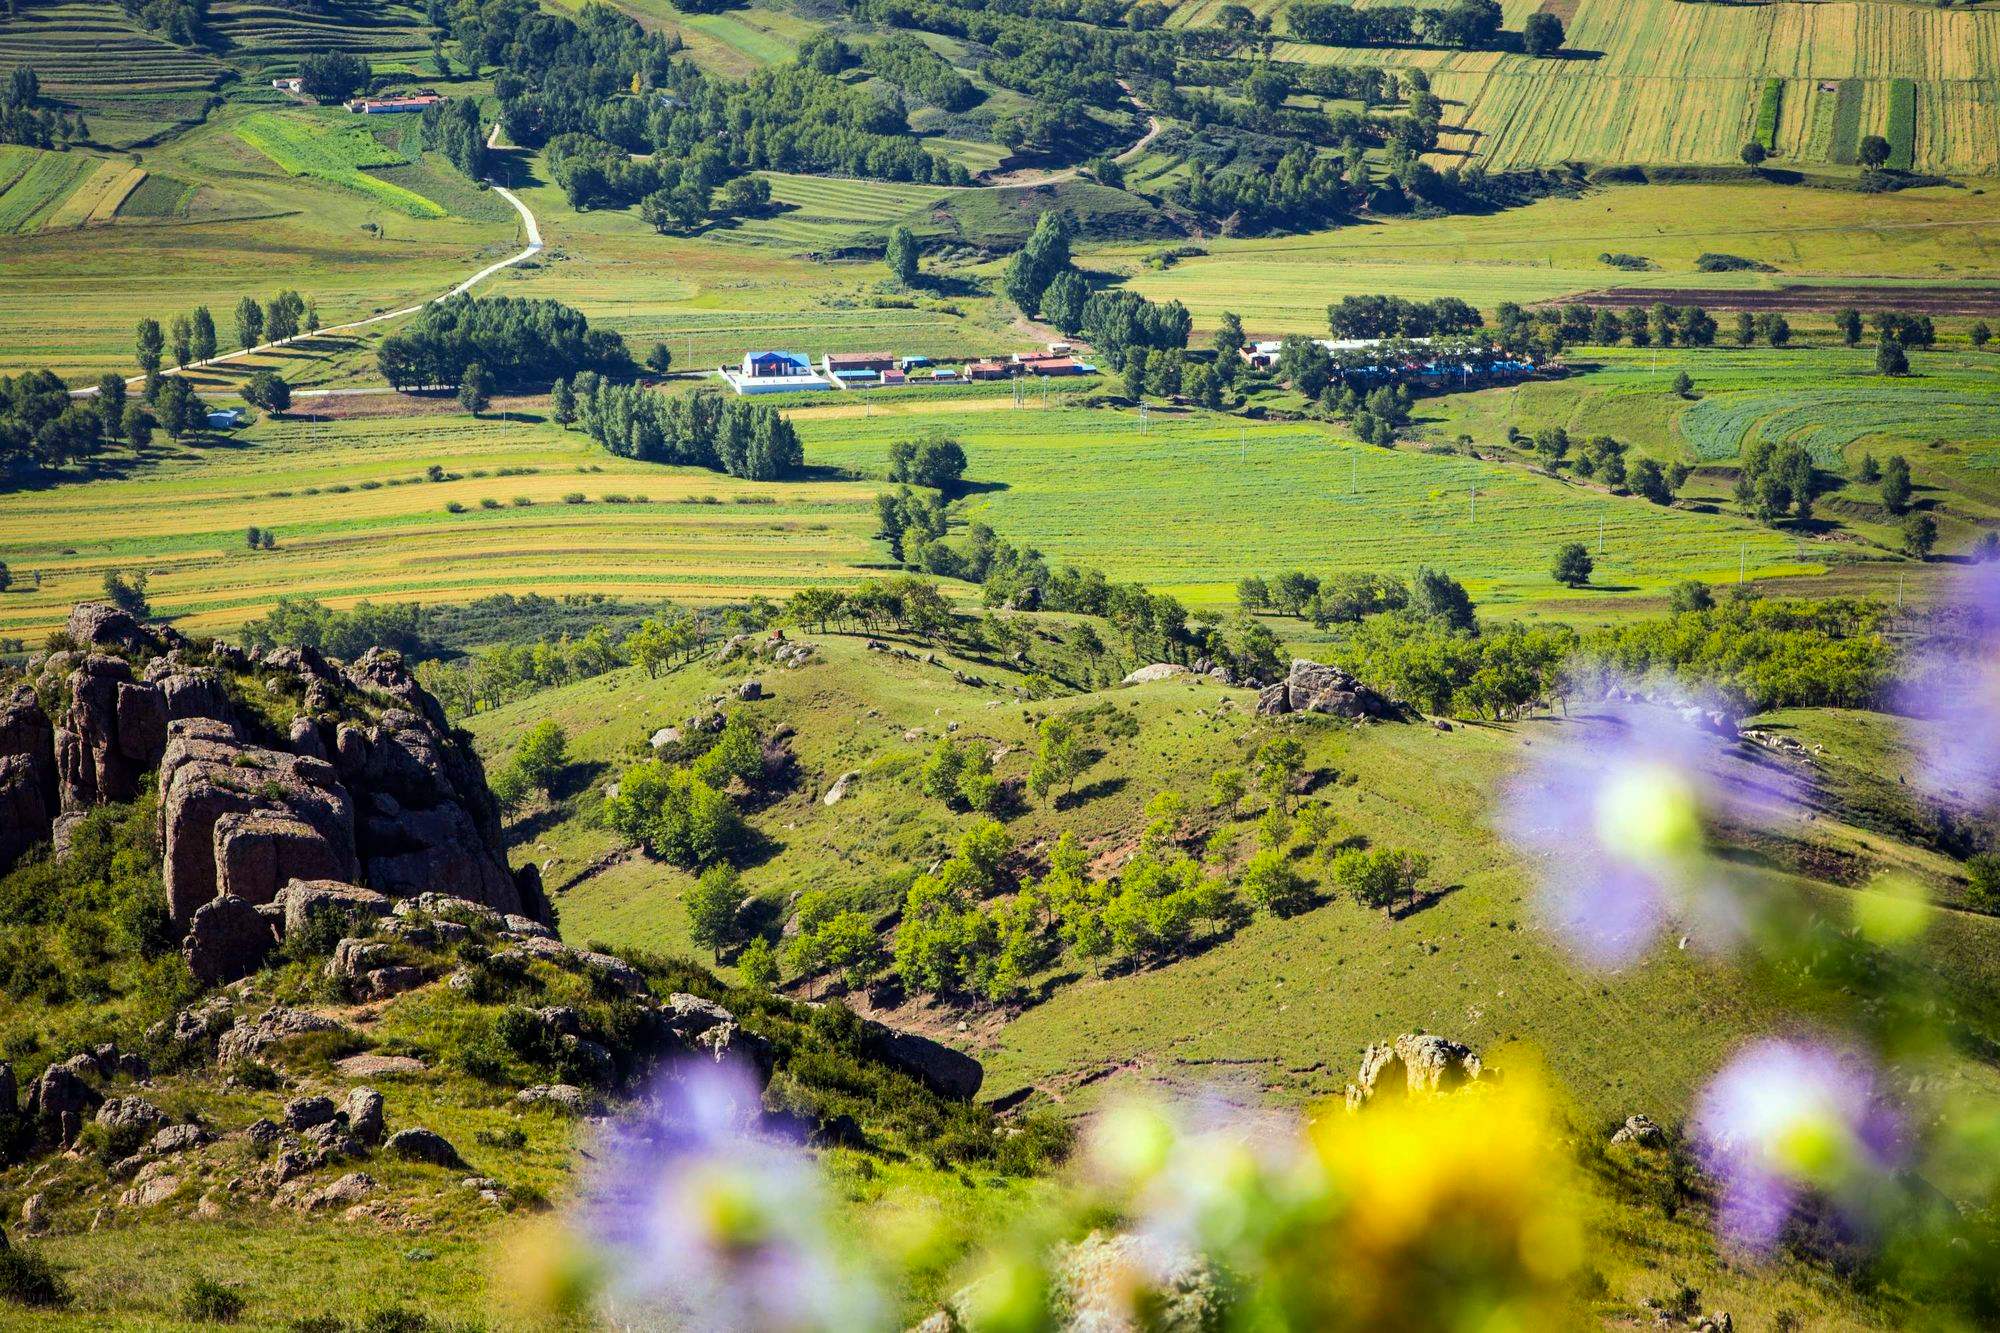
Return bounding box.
[859,1019,984,1101]
[1611,1113,1666,1147]
[8,606,536,937]
[182,893,278,985]
[385,1127,464,1168]
[1121,663,1191,686]
[1257,660,1395,721]
[216,1005,349,1064]
[159,720,356,927]
[1345,1033,1484,1110]
[0,686,56,870]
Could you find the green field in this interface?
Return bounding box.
[0,147,102,235]
[794,400,1818,608]
[234,110,448,218]
[1104,180,2000,340]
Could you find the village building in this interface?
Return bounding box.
[723,350,829,395]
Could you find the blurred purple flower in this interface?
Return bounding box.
[1896,561,2000,810]
[1692,1037,1905,1253]
[578,1057,880,1333]
[1499,697,1747,968]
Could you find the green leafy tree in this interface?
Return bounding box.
[1876,339,1909,377]
[458,362,491,415]
[1836,308,1862,346]
[738,935,780,989]
[1880,454,1913,514]
[1902,512,1938,560]
[1208,766,1247,815]
[1858,134,1891,168]
[1028,715,1091,806]
[605,762,744,869]
[1966,853,2000,914]
[136,318,163,374]
[885,224,920,286]
[190,306,217,363]
[243,370,290,415]
[686,864,748,960]
[550,378,577,425]
[1552,542,1594,588]
[1254,734,1306,814]
[1241,848,1314,917]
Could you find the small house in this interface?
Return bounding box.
[1239,340,1283,370]
[350,93,445,114]
[880,368,907,386]
[929,367,959,382]
[1018,356,1085,377]
[206,408,245,430]
[966,360,1012,381]
[823,352,895,376]
[899,355,931,371]
[743,350,812,379]
[272,77,303,93]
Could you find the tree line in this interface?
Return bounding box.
[1,67,88,148]
[561,377,804,481]
[1284,0,1529,53]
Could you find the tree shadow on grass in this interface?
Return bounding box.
[1055,774,1127,810]
[1390,882,1464,921]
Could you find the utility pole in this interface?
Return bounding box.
[1598,514,1604,556]
[1469,482,1476,522]
[1739,541,1745,584]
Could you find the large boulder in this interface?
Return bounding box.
[859,1018,984,1101]
[66,602,159,655]
[216,1005,348,1064]
[1283,660,1394,720]
[274,879,392,937]
[1345,1033,1483,1110]
[213,811,352,907]
[384,1127,464,1168]
[182,894,278,985]
[1121,663,1191,686]
[25,1065,102,1146]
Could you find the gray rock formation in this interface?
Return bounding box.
[1257,659,1395,720]
[385,1127,464,1168]
[859,1018,984,1101]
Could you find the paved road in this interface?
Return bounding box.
[76,180,543,396]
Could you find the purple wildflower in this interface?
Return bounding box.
[578,1057,880,1332]
[1691,1037,1905,1253]
[1499,695,1749,968]
[1896,561,2000,810]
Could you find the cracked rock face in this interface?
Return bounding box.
[7,603,539,930]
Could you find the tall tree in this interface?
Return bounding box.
[885,224,919,286]
[135,318,163,374]
[234,296,265,351]
[190,306,217,364]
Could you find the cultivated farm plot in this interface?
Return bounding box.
[797,405,1815,607]
[713,171,963,252]
[0,414,886,638]
[1276,0,2000,173]
[0,0,224,95]
[233,111,447,218]
[0,148,99,236]
[1680,386,2000,467]
[205,0,435,75]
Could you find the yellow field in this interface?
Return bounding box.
[1276,0,2000,173]
[42,159,144,230]
[0,412,885,638]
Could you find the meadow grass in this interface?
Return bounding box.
[0,149,98,235]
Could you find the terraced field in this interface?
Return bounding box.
[206,0,435,76]
[1680,385,2000,466]
[715,171,963,252]
[796,402,1816,607]
[0,0,223,95]
[0,148,99,235]
[234,111,447,218]
[1273,0,2000,173]
[0,412,886,639]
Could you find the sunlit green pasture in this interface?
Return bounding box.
[795,402,1819,608]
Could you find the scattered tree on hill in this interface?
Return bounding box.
[1329,846,1431,916]
[644,343,674,377]
[493,719,568,805]
[1858,135,1891,169]
[189,307,217,364]
[1254,734,1306,814]
[886,225,920,286]
[379,295,629,391]
[686,864,749,961]
[167,315,191,370]
[1880,454,1914,514]
[243,370,290,415]
[1552,542,1594,588]
[1739,141,1767,166]
[1857,452,1881,483]
[605,761,744,869]
[102,569,149,618]
[738,936,780,989]
[1208,766,1247,815]
[550,378,576,425]
[234,297,264,352]
[1040,271,1089,338]
[1966,853,2000,915]
[1876,340,1910,376]
[1412,566,1477,633]
[1672,369,1694,399]
[1241,848,1314,917]
[1669,580,1715,614]
[266,290,306,343]
[1972,322,1993,350]
[1028,715,1090,806]
[1837,307,1862,346]
[458,362,492,416]
[888,432,968,492]
[1902,512,1938,560]
[1004,211,1076,317]
[1522,10,1565,55]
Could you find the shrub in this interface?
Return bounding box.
[181,1276,246,1323]
[562,492,587,504]
[444,501,467,514]
[0,1246,70,1308]
[480,497,501,510]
